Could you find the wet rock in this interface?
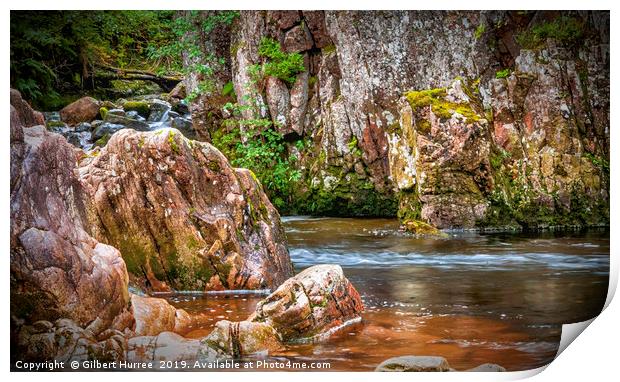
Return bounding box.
[171,116,195,139]
[400,220,445,237]
[203,320,283,356]
[147,99,172,123]
[122,100,151,118]
[375,356,452,372]
[75,122,92,132]
[10,122,129,328]
[60,96,101,125]
[250,264,363,341]
[92,122,125,142]
[127,332,219,364]
[130,294,191,336]
[466,363,506,372]
[78,128,293,291]
[10,88,45,127]
[104,113,149,131]
[16,318,127,363]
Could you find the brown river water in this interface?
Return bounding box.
[165,217,609,371]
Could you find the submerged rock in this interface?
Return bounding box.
[78,128,294,291]
[466,363,507,372]
[60,96,101,125]
[375,356,452,372]
[203,320,283,356]
[127,331,219,364]
[250,264,363,342]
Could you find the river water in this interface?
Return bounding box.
[166,217,609,371]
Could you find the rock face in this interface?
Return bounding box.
[250,264,364,341]
[60,96,102,125]
[10,121,129,328]
[78,128,293,291]
[10,89,44,127]
[219,11,609,229]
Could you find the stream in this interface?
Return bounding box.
[165,217,609,371]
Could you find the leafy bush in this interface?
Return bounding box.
[254,37,305,84]
[213,102,301,210]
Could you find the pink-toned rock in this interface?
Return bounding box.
[10,88,44,127]
[303,11,332,48]
[60,96,101,125]
[130,294,191,336]
[10,121,129,328]
[16,318,126,363]
[78,128,293,291]
[267,10,300,30]
[283,24,314,53]
[250,264,364,341]
[203,320,283,356]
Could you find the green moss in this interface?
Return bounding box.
[46,120,66,129]
[295,170,398,217]
[99,106,109,120]
[516,16,584,49]
[474,23,486,40]
[94,133,111,147]
[322,44,336,54]
[404,87,482,123]
[123,100,150,117]
[347,136,362,156]
[495,68,511,79]
[168,130,180,154]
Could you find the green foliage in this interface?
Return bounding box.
[495,68,511,79]
[11,11,178,108]
[253,37,305,84]
[212,103,301,210]
[584,152,610,173]
[516,16,584,49]
[474,23,486,40]
[489,148,511,170]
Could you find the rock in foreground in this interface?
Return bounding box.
[79,128,294,291]
[250,264,364,342]
[375,355,506,372]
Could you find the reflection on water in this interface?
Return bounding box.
[165,217,609,371]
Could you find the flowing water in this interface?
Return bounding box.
[165,217,609,371]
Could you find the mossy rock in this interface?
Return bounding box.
[401,219,446,237]
[122,100,151,117]
[404,87,482,123]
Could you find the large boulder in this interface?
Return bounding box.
[10,121,129,328]
[249,264,363,341]
[60,96,101,125]
[78,128,294,291]
[10,88,44,127]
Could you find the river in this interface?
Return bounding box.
[165,217,609,371]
